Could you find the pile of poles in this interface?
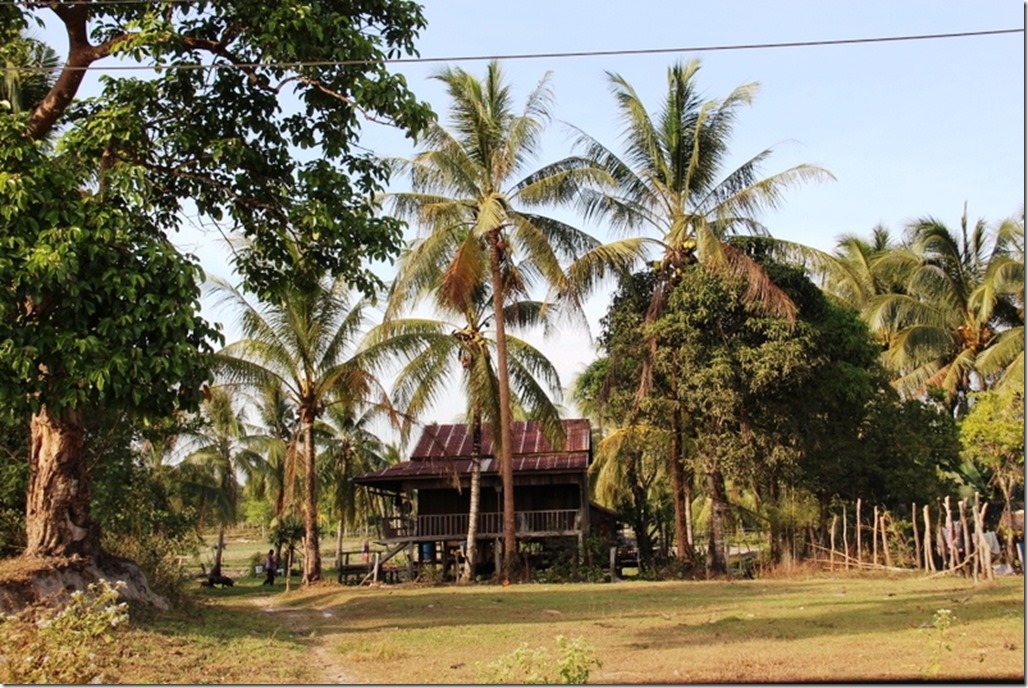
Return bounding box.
[817,494,1020,581]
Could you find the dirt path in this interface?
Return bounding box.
[251,595,360,684]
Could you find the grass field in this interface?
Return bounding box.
[114,569,1024,684]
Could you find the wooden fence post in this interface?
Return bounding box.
[880,509,892,567]
[923,504,936,572]
[855,499,862,564]
[974,493,993,581]
[958,499,972,578]
[872,505,879,566]
[830,515,838,571]
[944,497,955,571]
[842,509,850,570]
[912,502,921,570]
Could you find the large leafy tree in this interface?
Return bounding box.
[386,61,636,579]
[210,276,391,584]
[566,60,832,562]
[1,123,218,564]
[1,1,431,595]
[656,259,899,572]
[960,387,1025,552]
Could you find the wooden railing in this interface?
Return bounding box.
[381,509,581,540]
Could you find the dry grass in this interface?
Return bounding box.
[252,572,1021,684]
[85,570,1025,683]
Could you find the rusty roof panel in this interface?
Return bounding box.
[356,419,592,486]
[357,452,590,483]
[410,419,590,460]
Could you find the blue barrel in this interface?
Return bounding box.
[420,542,436,562]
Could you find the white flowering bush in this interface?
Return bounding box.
[0,579,129,684]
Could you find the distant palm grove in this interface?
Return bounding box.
[1,0,1023,607]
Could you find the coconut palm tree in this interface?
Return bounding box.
[210,275,391,584]
[386,61,640,579]
[317,402,396,572]
[179,387,263,578]
[243,381,301,525]
[974,213,1024,392]
[364,280,564,582]
[864,207,1024,414]
[1,32,60,115]
[564,60,832,566]
[820,225,903,312]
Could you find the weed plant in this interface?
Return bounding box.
[0,580,128,684]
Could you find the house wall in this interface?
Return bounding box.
[417,483,581,515]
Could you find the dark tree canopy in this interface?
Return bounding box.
[3,0,434,299]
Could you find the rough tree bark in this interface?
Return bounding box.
[487,231,517,581]
[300,408,321,583]
[668,411,693,565]
[26,406,100,558]
[705,465,729,575]
[460,414,482,584]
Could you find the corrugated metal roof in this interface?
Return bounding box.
[357,419,592,484]
[411,419,590,460]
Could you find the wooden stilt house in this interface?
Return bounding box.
[354,418,617,578]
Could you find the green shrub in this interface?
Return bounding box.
[478,635,601,684]
[103,530,201,607]
[0,580,129,684]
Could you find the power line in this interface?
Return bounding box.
[9,27,1022,74]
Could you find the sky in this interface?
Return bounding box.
[31,1,1026,432]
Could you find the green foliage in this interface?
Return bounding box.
[960,388,1025,478]
[533,537,609,584]
[0,580,129,684]
[0,118,220,421]
[477,635,601,684]
[4,1,434,300]
[0,416,27,556]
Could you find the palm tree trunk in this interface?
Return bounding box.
[335,519,344,572]
[669,411,692,565]
[212,525,226,578]
[461,414,483,584]
[300,409,321,583]
[462,415,485,584]
[25,405,103,558]
[487,231,518,581]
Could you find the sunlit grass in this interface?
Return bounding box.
[109,571,1023,683]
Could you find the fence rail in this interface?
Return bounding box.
[381,509,581,540]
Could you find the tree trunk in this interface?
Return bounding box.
[461,415,483,584]
[26,406,102,558]
[211,526,226,578]
[487,231,517,581]
[705,465,728,575]
[335,520,344,572]
[668,412,692,565]
[300,410,321,584]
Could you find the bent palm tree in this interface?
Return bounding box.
[386,61,639,579]
[210,275,391,584]
[566,60,832,564]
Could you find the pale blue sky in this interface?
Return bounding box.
[31,1,1026,426]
